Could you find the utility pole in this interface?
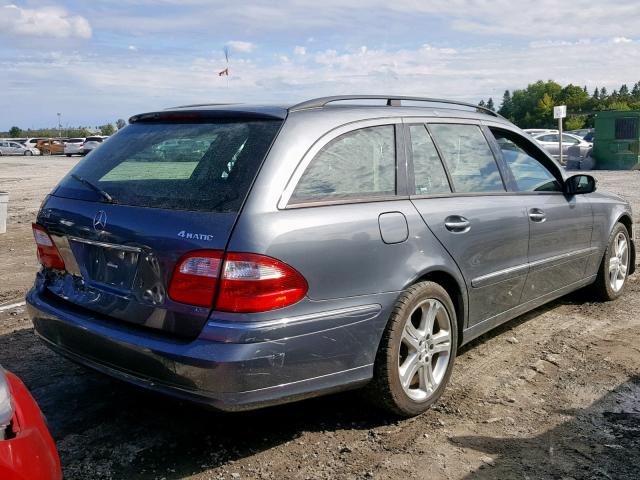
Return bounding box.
[57,113,62,138]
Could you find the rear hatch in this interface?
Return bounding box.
[36,111,283,338]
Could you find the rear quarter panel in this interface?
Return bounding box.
[585,190,634,275]
[228,108,469,324]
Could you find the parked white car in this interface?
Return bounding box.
[82,136,107,155]
[0,141,40,156]
[23,138,47,149]
[64,138,85,157]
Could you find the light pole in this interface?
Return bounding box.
[57,113,62,138]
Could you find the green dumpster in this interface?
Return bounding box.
[593,110,640,170]
[593,111,640,170]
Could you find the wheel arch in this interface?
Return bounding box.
[617,214,636,275]
[406,268,468,346]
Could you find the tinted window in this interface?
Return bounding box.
[55,120,282,211]
[409,125,451,195]
[429,124,504,193]
[492,130,562,192]
[615,118,638,140]
[290,125,396,203]
[561,134,579,145]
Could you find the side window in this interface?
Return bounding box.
[491,129,562,192]
[409,125,451,195]
[290,125,396,204]
[539,134,558,142]
[561,134,579,145]
[428,124,505,193]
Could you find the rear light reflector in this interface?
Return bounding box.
[32,224,65,270]
[168,251,223,307]
[216,253,308,313]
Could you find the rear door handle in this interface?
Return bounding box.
[529,208,546,223]
[444,215,471,233]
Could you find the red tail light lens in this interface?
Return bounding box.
[168,251,223,307]
[168,251,308,312]
[32,224,66,270]
[216,253,308,313]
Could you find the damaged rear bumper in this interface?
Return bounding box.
[26,287,389,411]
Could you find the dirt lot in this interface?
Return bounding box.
[1,156,639,480]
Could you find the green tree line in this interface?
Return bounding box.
[479,80,640,130]
[2,119,127,138]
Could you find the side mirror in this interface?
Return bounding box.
[565,174,596,195]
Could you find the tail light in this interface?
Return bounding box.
[216,253,308,313]
[32,224,65,270]
[168,251,308,312]
[168,251,223,307]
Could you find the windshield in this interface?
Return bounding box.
[54,120,282,211]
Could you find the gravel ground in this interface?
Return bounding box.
[0,156,639,480]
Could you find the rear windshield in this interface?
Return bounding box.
[54,120,282,211]
[85,136,103,142]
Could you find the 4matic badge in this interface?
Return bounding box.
[177,231,214,241]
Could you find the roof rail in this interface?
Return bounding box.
[288,95,502,118]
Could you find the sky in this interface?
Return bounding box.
[1,0,640,130]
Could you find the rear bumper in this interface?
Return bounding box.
[0,372,62,480]
[27,287,389,411]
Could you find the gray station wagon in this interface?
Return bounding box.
[27,95,636,416]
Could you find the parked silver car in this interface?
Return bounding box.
[532,132,592,163]
[0,141,39,156]
[28,95,635,417]
[523,128,558,136]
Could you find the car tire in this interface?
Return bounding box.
[367,281,458,417]
[66,154,71,157]
[24,150,32,156]
[590,223,631,301]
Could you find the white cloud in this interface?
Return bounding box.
[128,45,138,51]
[5,39,637,118]
[0,4,91,39]
[612,36,633,43]
[225,40,255,53]
[294,46,306,55]
[90,1,640,40]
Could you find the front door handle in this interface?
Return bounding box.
[529,208,546,223]
[444,215,471,233]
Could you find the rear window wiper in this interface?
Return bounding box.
[70,174,116,204]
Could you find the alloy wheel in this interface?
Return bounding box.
[609,232,629,292]
[398,299,452,402]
